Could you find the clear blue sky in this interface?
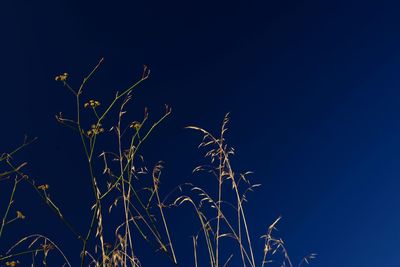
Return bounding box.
[1,1,400,266]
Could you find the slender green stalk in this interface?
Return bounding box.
[0,177,19,238]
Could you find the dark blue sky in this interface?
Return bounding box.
[2,1,400,266]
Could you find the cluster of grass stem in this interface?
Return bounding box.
[0,60,314,267]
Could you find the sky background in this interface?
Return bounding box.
[1,1,400,266]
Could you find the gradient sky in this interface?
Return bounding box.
[2,1,400,266]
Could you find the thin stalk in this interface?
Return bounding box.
[153,171,178,265]
[0,177,19,238]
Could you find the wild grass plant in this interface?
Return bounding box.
[0,60,314,266]
[0,138,72,266]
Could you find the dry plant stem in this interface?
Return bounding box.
[189,187,253,265]
[0,248,46,262]
[65,58,106,267]
[0,177,19,238]
[152,167,177,265]
[125,197,178,265]
[0,136,37,165]
[174,196,215,266]
[261,217,281,267]
[78,116,104,266]
[59,60,153,266]
[219,117,252,267]
[4,159,82,241]
[215,124,223,267]
[99,106,172,264]
[116,97,166,265]
[109,108,172,253]
[186,116,258,267]
[124,110,175,264]
[1,167,77,266]
[222,255,233,267]
[219,123,255,267]
[4,234,71,267]
[197,209,215,267]
[112,212,169,263]
[175,187,251,266]
[100,108,170,201]
[228,158,255,267]
[116,99,135,266]
[192,236,198,267]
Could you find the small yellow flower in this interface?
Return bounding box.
[84,100,101,108]
[6,261,19,267]
[55,73,68,82]
[37,184,49,190]
[87,123,104,137]
[16,211,25,220]
[129,121,141,131]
